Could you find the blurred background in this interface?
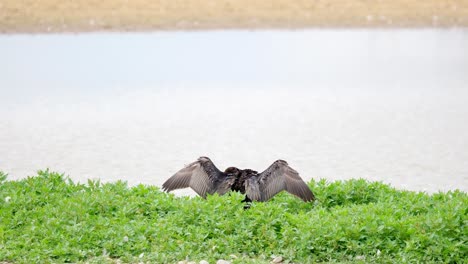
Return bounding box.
[1,1,468,193]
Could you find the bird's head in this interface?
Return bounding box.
[224,167,240,176]
[243,169,258,175]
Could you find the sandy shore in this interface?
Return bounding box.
[1,0,468,33]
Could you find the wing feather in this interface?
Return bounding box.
[256,160,315,202]
[245,177,262,201]
[162,157,227,198]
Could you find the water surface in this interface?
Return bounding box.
[1,30,468,193]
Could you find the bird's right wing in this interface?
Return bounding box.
[162,157,226,198]
[244,177,262,201]
[249,160,315,202]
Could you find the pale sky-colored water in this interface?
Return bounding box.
[1,30,468,193]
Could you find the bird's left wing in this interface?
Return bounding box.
[162,157,227,198]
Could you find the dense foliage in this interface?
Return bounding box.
[0,170,466,263]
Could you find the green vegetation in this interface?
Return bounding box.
[0,170,466,263]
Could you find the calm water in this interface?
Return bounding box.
[1,30,468,194]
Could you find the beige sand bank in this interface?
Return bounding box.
[1,0,468,33]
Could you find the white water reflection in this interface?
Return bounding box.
[1,30,468,193]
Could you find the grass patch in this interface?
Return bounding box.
[0,170,466,263]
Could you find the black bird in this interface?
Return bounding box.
[162,157,315,206]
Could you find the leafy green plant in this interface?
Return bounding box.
[0,170,466,263]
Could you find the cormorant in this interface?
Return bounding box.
[162,157,315,207]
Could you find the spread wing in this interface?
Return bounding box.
[246,160,315,202]
[162,157,229,198]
